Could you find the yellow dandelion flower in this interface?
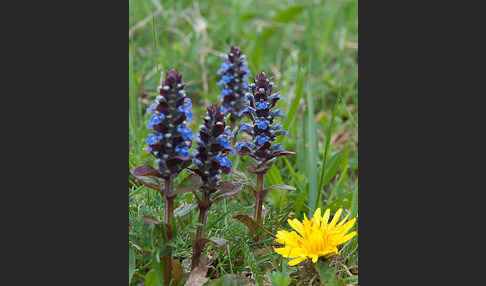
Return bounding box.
[274,208,357,266]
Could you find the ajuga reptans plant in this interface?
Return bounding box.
[218,46,252,130]
[237,72,295,225]
[132,69,193,285]
[189,104,242,269]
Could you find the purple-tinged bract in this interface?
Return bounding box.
[145,70,193,178]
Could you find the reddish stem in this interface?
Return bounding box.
[162,178,174,286]
[191,205,209,270]
[254,173,264,224]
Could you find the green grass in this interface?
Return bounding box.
[129,0,357,284]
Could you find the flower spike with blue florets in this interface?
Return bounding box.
[218,46,252,126]
[191,104,235,191]
[236,72,295,172]
[133,69,194,283]
[144,69,193,178]
[233,72,296,230]
[189,104,242,270]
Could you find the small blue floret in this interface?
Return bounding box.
[175,145,191,157]
[192,157,204,168]
[146,133,163,145]
[147,103,158,113]
[272,109,287,120]
[271,144,285,152]
[237,106,255,117]
[238,123,253,135]
[256,135,269,145]
[237,142,254,150]
[217,62,233,75]
[255,101,268,110]
[271,93,287,102]
[255,118,269,130]
[215,155,232,169]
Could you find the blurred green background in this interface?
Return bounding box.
[129,0,357,284]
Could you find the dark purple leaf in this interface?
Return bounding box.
[217,180,237,192]
[174,173,203,195]
[174,187,197,195]
[270,151,296,159]
[131,165,163,178]
[134,176,162,191]
[131,165,164,190]
[233,214,275,238]
[212,186,242,203]
[233,214,255,234]
[247,165,270,174]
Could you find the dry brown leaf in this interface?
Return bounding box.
[346,42,358,49]
[171,258,183,285]
[315,111,325,123]
[141,215,161,225]
[331,128,354,150]
[184,255,209,286]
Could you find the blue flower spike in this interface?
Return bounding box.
[144,70,193,178]
[192,104,235,190]
[218,46,252,125]
[236,72,295,168]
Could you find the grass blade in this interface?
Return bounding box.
[279,66,304,143]
[350,179,358,219]
[129,246,135,283]
[265,164,285,210]
[317,96,339,206]
[306,86,318,216]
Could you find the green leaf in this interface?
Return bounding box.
[267,271,292,286]
[240,12,257,22]
[251,36,263,72]
[145,269,159,286]
[242,243,263,286]
[327,148,349,202]
[265,164,283,186]
[283,156,306,217]
[281,67,304,138]
[350,180,358,219]
[318,0,339,60]
[326,192,353,212]
[151,258,168,286]
[261,6,304,40]
[344,275,359,283]
[318,97,339,206]
[315,260,338,286]
[273,6,304,23]
[129,246,135,284]
[265,164,286,209]
[321,152,342,190]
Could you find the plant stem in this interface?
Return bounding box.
[191,189,211,270]
[254,173,264,224]
[230,118,239,145]
[191,204,209,270]
[162,178,174,286]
